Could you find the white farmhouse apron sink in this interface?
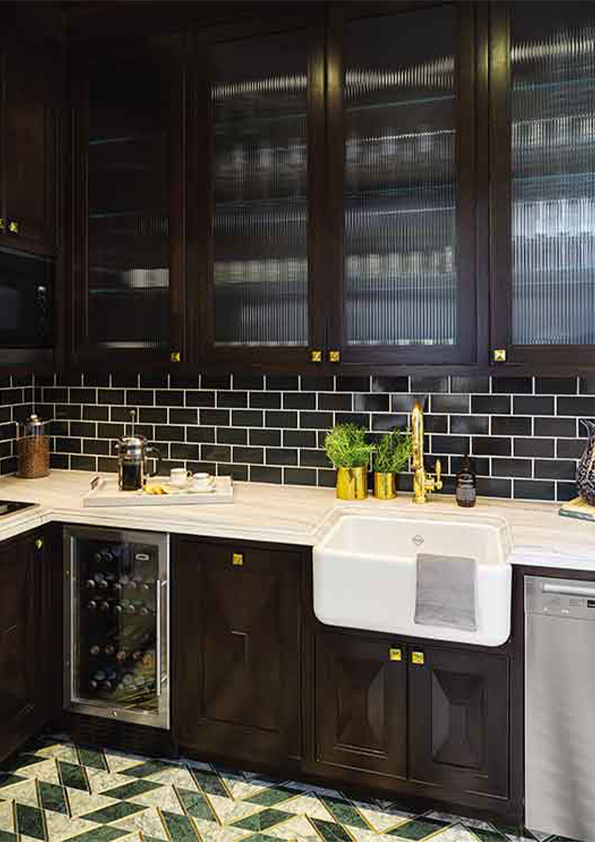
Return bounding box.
[313,510,512,647]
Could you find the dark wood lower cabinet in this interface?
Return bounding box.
[174,537,304,765]
[0,530,51,762]
[315,632,407,777]
[408,646,510,799]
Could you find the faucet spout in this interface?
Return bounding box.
[411,400,442,504]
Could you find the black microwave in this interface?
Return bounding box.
[0,248,53,348]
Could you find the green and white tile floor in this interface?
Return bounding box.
[0,737,573,842]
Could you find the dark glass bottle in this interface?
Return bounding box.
[456,456,476,508]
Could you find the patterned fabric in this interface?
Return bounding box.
[0,737,571,842]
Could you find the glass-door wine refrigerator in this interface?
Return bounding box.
[64,526,170,729]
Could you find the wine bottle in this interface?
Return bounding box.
[86,579,96,589]
[87,600,98,612]
[92,551,103,564]
[131,650,143,662]
[90,644,101,656]
[116,649,128,662]
[99,600,110,614]
[104,644,115,656]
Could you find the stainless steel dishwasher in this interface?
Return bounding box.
[526,575,595,839]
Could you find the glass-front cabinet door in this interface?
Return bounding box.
[189,13,326,367]
[64,526,170,730]
[326,2,481,367]
[490,1,595,368]
[71,38,184,368]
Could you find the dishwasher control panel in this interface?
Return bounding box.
[525,575,595,620]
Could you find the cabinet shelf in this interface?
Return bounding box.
[211,111,307,130]
[345,93,455,114]
[89,132,165,147]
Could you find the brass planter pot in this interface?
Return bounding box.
[373,472,396,500]
[336,466,368,500]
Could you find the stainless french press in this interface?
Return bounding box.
[114,411,162,491]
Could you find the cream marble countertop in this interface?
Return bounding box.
[0,470,594,570]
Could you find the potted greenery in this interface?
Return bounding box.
[372,430,412,499]
[324,424,376,500]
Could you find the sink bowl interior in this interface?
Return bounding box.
[313,511,512,647]
[322,514,509,566]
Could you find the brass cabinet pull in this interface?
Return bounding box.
[7,219,19,235]
[232,553,244,566]
[411,651,425,665]
[328,350,341,363]
[389,647,402,662]
[310,349,322,363]
[35,538,44,550]
[170,351,181,363]
[493,348,507,363]
[0,218,4,232]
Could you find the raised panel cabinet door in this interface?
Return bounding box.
[174,540,303,764]
[315,633,407,778]
[408,647,509,798]
[326,2,481,367]
[0,533,46,762]
[1,41,57,255]
[490,1,595,368]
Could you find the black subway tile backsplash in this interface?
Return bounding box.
[9,371,583,505]
[513,395,554,415]
[535,377,578,395]
[450,415,489,435]
[492,377,533,394]
[491,416,532,436]
[514,437,555,458]
[557,396,595,416]
[371,376,409,393]
[471,395,511,415]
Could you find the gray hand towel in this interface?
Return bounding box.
[414,553,477,632]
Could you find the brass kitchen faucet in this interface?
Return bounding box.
[411,400,443,504]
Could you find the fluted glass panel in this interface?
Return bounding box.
[211,32,309,346]
[87,60,170,348]
[511,2,595,345]
[343,8,457,346]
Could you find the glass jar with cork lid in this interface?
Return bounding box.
[16,414,50,478]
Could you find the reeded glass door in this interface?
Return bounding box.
[328,3,478,365]
[491,1,595,365]
[191,15,325,364]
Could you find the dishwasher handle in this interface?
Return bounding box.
[542,582,595,598]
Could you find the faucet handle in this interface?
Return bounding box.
[434,458,443,491]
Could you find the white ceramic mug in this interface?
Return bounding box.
[169,468,192,487]
[192,472,212,490]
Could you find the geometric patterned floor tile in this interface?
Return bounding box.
[0,737,571,842]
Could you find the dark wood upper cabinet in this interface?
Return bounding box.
[173,538,304,765]
[0,32,59,256]
[0,530,51,763]
[315,632,407,778]
[70,36,185,368]
[325,2,485,369]
[187,11,327,369]
[490,1,595,371]
[408,645,510,799]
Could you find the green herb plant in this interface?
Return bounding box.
[373,430,412,474]
[324,424,376,469]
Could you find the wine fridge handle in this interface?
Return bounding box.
[156,579,163,697]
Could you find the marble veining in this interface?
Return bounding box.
[0,471,593,569]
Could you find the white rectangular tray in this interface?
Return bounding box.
[83,475,234,507]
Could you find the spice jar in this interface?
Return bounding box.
[17,414,50,478]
